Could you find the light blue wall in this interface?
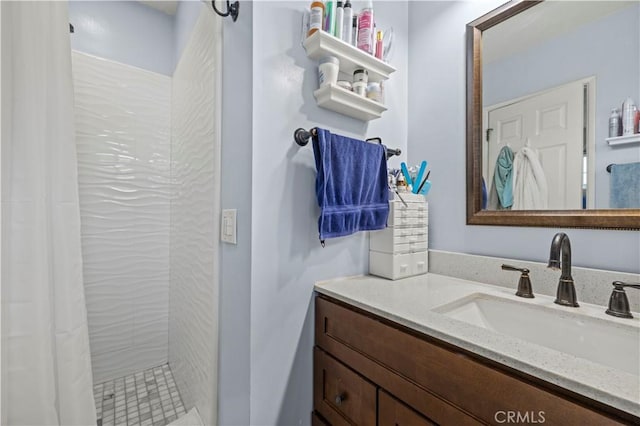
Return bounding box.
[175,1,204,65]
[408,1,640,274]
[68,1,175,75]
[249,2,408,424]
[218,1,252,424]
[483,4,640,208]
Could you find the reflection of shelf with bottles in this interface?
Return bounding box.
[314,84,387,121]
[304,31,395,82]
[606,134,640,146]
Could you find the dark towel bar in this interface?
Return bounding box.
[293,127,401,160]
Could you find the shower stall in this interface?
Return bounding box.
[2,1,221,425]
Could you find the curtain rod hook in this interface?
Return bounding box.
[211,0,239,22]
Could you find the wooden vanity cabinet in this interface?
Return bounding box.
[313,295,636,426]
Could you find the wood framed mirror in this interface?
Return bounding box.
[466,0,640,229]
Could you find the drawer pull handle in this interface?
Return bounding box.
[335,393,347,406]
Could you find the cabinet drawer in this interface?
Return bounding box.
[316,297,626,425]
[379,390,436,426]
[312,411,329,426]
[314,347,377,425]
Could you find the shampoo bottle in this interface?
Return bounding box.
[357,0,374,54]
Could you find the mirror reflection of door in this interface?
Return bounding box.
[484,79,595,210]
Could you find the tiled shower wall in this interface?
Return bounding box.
[73,51,172,383]
[168,7,220,426]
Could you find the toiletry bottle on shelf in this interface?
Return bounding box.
[351,16,358,46]
[609,107,621,138]
[353,68,368,96]
[372,22,377,57]
[308,1,325,37]
[375,30,383,60]
[342,1,353,43]
[335,2,344,39]
[325,0,336,35]
[622,97,636,136]
[318,56,339,88]
[357,0,374,54]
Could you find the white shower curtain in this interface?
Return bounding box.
[1,1,97,425]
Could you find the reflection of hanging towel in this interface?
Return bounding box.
[488,146,514,209]
[610,162,640,208]
[512,147,548,210]
[312,128,390,241]
[481,177,488,210]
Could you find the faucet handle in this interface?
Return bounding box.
[605,281,640,319]
[501,264,534,298]
[502,264,529,273]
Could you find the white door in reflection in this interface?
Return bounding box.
[485,79,591,210]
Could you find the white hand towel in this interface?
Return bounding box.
[512,147,549,210]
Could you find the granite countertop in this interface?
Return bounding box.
[314,273,640,417]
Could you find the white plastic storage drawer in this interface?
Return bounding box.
[412,251,428,275]
[391,215,428,228]
[369,250,429,280]
[370,227,427,253]
[390,201,428,216]
[369,251,413,280]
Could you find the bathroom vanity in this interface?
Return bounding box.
[313,274,640,425]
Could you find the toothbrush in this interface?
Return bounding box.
[412,161,427,194]
[400,162,413,188]
[416,170,431,194]
[420,180,432,196]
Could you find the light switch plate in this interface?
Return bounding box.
[221,209,237,244]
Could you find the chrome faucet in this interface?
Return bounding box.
[548,232,579,307]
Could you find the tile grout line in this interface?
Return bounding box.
[93,363,186,426]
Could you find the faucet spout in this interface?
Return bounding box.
[547,232,579,307]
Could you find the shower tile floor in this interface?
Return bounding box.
[93,364,186,426]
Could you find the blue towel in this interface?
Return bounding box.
[312,128,390,241]
[610,162,640,208]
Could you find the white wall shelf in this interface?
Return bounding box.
[314,84,387,121]
[606,134,640,146]
[303,30,395,121]
[303,31,396,83]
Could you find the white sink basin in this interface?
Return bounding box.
[433,293,640,376]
